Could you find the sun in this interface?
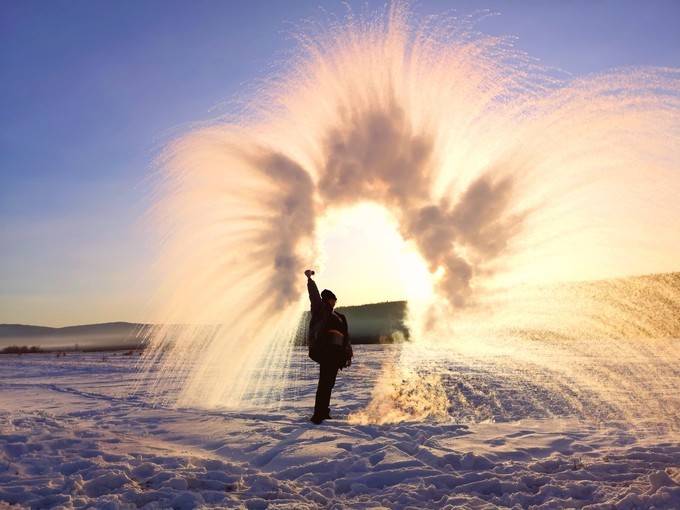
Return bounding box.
[315,201,434,307]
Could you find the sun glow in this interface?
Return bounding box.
[315,202,434,307]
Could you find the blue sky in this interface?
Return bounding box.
[2,0,679,326]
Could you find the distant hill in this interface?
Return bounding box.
[0,322,150,351]
[293,301,409,346]
[513,271,680,340]
[0,300,409,351]
[2,271,678,351]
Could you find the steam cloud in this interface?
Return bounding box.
[145,3,680,408]
[256,152,316,306]
[256,101,527,310]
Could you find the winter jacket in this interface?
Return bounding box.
[307,278,351,364]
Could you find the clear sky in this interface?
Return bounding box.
[2,0,679,326]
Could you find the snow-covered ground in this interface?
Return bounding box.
[1,344,680,509]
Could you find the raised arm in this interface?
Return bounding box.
[305,270,322,311]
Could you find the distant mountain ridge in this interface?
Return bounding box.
[0,322,150,351]
[0,301,409,350]
[294,300,409,345]
[0,321,148,337]
[2,271,679,351]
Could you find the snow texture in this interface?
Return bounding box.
[1,347,679,509]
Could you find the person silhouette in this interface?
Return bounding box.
[305,269,353,424]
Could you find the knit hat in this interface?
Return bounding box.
[321,289,337,301]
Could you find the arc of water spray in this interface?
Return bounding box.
[141,3,680,421]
